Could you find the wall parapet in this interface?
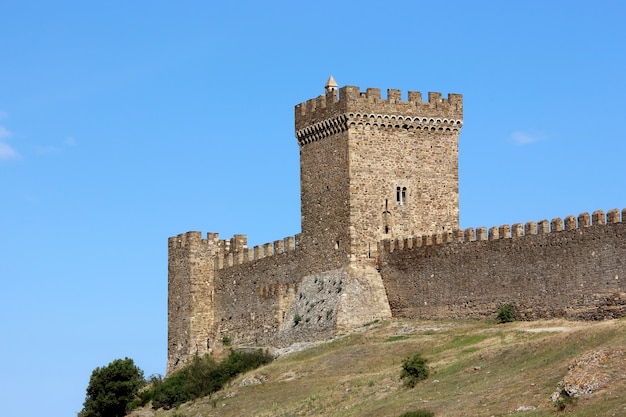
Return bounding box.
[380,208,625,253]
[216,233,300,270]
[295,85,463,135]
[168,231,220,250]
[168,231,301,270]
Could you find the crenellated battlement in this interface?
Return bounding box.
[380,208,626,253]
[168,231,301,269]
[295,85,463,146]
[215,234,300,270]
[168,231,220,250]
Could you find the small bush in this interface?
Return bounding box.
[222,336,232,346]
[150,349,273,410]
[400,353,429,388]
[127,374,162,409]
[496,304,516,323]
[398,410,434,417]
[293,314,302,326]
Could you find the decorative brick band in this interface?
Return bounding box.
[296,114,348,146]
[346,113,463,132]
[296,112,462,146]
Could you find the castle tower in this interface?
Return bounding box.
[295,78,463,262]
[166,79,464,372]
[166,232,219,374]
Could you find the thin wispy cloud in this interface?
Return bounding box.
[0,125,11,139]
[0,123,19,160]
[0,142,19,160]
[510,131,544,146]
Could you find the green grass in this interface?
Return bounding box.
[385,335,410,342]
[131,318,626,417]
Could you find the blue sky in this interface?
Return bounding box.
[1,1,625,416]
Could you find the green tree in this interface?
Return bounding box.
[80,357,145,417]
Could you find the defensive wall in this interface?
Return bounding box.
[379,208,626,321]
[207,231,345,349]
[167,79,625,375]
[167,229,390,373]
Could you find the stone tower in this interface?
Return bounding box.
[295,77,463,262]
[167,78,463,373]
[167,232,218,372]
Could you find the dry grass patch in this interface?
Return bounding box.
[140,318,626,417]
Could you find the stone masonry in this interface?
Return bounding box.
[379,210,626,320]
[167,77,625,374]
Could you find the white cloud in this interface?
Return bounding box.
[510,131,542,145]
[0,126,11,139]
[0,142,19,160]
[0,124,18,159]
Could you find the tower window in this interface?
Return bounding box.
[396,186,407,205]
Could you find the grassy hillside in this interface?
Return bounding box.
[136,318,626,416]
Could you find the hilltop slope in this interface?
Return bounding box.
[134,318,626,417]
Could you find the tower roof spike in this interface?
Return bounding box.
[325,75,338,92]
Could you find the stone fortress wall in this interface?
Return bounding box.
[379,209,626,321]
[167,229,373,374]
[167,79,626,374]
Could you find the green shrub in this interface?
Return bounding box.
[400,353,429,388]
[222,336,232,346]
[398,410,434,417]
[127,374,162,410]
[150,349,273,410]
[496,304,516,323]
[293,314,302,326]
[151,368,193,410]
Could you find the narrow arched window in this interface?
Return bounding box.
[396,186,407,205]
